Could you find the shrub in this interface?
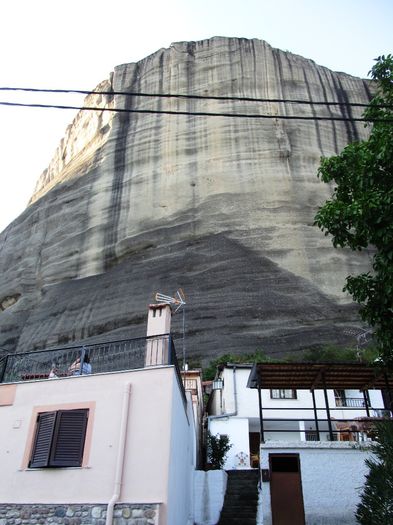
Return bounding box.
[206,432,232,469]
[356,421,393,524]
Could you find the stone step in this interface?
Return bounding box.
[218,518,256,525]
[220,511,257,519]
[217,470,259,525]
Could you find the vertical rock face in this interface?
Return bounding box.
[0,37,374,361]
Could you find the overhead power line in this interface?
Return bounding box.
[1,85,392,109]
[1,100,393,123]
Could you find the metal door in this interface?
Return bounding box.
[269,453,305,525]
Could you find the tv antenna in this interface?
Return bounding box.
[154,289,187,369]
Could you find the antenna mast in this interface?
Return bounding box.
[154,289,187,369]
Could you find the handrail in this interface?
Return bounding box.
[0,334,179,385]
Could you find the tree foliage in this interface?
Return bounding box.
[314,55,393,366]
[355,421,393,525]
[206,431,232,469]
[298,344,378,364]
[202,350,273,380]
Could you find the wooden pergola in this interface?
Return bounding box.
[247,362,393,442]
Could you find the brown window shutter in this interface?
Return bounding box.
[29,411,57,468]
[50,409,88,467]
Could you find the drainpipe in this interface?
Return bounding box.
[106,382,132,525]
[208,366,238,423]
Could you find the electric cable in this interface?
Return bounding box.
[1,100,392,123]
[1,85,391,109]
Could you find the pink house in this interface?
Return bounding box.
[0,304,201,525]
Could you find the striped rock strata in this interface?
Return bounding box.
[0,37,374,361]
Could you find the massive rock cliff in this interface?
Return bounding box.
[0,37,374,361]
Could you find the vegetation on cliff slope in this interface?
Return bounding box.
[315,55,393,366]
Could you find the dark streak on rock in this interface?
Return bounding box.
[362,80,373,102]
[332,76,359,143]
[302,66,324,155]
[317,69,339,154]
[185,41,198,239]
[151,52,165,189]
[103,64,141,270]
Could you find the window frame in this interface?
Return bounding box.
[22,401,95,470]
[29,408,89,468]
[270,389,297,400]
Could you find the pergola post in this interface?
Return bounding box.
[322,372,334,441]
[384,373,393,417]
[258,378,265,444]
[362,390,370,417]
[311,389,320,440]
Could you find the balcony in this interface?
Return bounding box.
[335,397,367,408]
[0,334,182,385]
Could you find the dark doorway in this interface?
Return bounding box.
[269,454,305,525]
[249,432,260,468]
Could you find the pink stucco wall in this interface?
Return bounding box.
[0,366,192,525]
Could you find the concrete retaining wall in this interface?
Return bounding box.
[193,470,227,525]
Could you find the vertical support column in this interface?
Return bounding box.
[384,373,393,417]
[322,372,334,441]
[362,390,370,417]
[258,379,265,444]
[299,420,306,442]
[311,389,320,440]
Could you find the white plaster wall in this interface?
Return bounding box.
[209,417,251,469]
[217,367,385,426]
[193,470,227,525]
[0,367,180,513]
[260,442,372,525]
[166,386,195,525]
[221,367,257,416]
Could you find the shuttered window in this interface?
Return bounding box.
[29,409,88,468]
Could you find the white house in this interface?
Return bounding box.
[0,303,203,525]
[208,362,393,525]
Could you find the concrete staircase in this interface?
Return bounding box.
[217,470,259,525]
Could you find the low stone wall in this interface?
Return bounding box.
[0,503,159,525]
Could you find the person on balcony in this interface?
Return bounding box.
[69,353,92,375]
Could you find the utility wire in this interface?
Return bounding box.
[1,85,392,109]
[1,100,392,123]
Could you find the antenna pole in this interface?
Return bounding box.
[182,305,186,370]
[154,289,187,368]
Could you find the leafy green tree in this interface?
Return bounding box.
[206,431,232,469]
[314,55,393,366]
[298,344,379,364]
[203,350,273,380]
[356,421,393,524]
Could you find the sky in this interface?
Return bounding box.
[0,0,392,232]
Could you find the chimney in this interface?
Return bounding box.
[146,303,172,336]
[145,303,172,366]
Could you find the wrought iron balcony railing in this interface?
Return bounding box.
[0,334,178,383]
[335,397,367,408]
